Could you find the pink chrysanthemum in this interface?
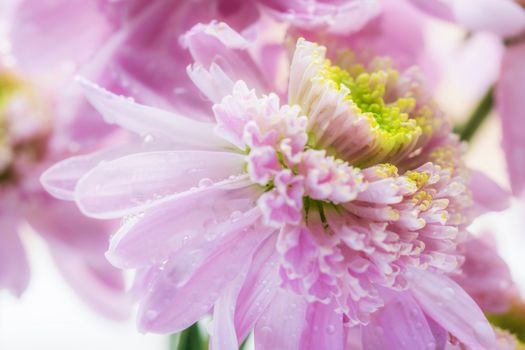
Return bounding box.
[43,22,505,349]
[0,66,129,318]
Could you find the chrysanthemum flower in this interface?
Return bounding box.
[0,65,129,317]
[43,22,506,349]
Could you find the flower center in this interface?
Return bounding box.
[0,72,50,184]
[323,62,419,134]
[289,39,439,169]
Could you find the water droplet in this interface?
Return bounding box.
[198,178,213,187]
[260,326,273,335]
[425,342,436,350]
[410,307,419,317]
[204,231,217,242]
[144,310,158,321]
[473,321,493,345]
[326,325,336,334]
[230,210,243,222]
[499,280,510,289]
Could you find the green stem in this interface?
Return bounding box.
[455,86,494,142]
[239,338,249,350]
[170,323,205,350]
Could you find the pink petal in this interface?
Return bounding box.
[26,197,117,257]
[107,182,260,268]
[407,267,497,350]
[183,21,268,100]
[41,143,152,201]
[0,0,17,19]
[25,199,128,318]
[334,0,428,72]
[75,151,246,219]
[427,317,448,350]
[407,0,455,21]
[497,42,525,196]
[469,171,510,214]
[187,62,235,104]
[453,235,518,313]
[49,246,130,320]
[234,235,280,342]
[80,0,259,122]
[409,0,525,38]
[259,0,381,34]
[41,152,105,201]
[0,215,29,296]
[256,42,287,95]
[254,289,308,350]
[81,0,212,121]
[210,266,250,350]
[361,291,436,350]
[137,224,272,333]
[10,0,112,72]
[451,0,525,38]
[299,302,344,350]
[79,78,230,149]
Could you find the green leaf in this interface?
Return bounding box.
[169,323,206,350]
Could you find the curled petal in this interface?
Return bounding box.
[183,21,268,100]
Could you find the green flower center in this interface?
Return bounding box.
[317,58,437,168]
[325,63,419,134]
